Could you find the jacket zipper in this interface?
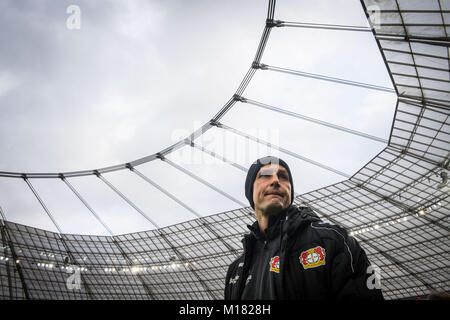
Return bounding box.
[278,214,288,299]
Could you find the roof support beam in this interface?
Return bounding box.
[156,230,219,300]
[0,227,13,299]
[22,178,96,299]
[109,238,157,300]
[254,63,395,93]
[95,171,160,229]
[129,165,203,220]
[61,175,115,236]
[129,165,240,257]
[188,140,303,198]
[62,175,158,299]
[57,234,96,299]
[239,97,389,143]
[213,121,352,179]
[159,155,248,207]
[214,0,276,120]
[276,20,372,32]
[0,207,30,300]
[189,141,248,173]
[61,174,158,299]
[23,177,64,234]
[94,171,218,299]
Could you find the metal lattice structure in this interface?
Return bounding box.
[0,0,449,300]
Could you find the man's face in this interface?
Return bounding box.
[253,164,291,217]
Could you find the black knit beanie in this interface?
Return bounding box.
[245,156,294,209]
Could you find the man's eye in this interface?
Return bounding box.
[278,173,288,179]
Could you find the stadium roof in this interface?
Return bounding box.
[0,0,449,300]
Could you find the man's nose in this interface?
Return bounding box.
[269,174,280,186]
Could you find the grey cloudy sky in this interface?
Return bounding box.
[0,0,396,235]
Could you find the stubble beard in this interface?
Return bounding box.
[261,200,285,218]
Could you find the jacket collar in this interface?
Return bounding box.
[245,205,320,243]
[246,206,288,241]
[285,205,321,236]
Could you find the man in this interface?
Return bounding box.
[224,156,383,300]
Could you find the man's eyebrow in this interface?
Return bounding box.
[272,166,287,174]
[258,168,271,176]
[259,167,288,176]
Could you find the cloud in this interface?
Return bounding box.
[0,72,20,97]
[0,0,395,234]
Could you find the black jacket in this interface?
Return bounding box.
[224,205,383,300]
